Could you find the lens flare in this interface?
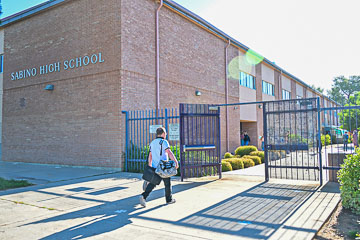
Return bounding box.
[228,56,252,80]
[245,49,264,65]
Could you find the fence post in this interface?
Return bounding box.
[263,103,269,182]
[122,111,129,172]
[317,97,323,186]
[165,108,169,139]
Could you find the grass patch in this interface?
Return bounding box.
[0,177,33,190]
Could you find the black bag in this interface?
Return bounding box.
[142,165,162,185]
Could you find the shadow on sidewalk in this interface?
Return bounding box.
[18,179,338,240]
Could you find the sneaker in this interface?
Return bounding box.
[139,195,146,207]
[166,199,176,205]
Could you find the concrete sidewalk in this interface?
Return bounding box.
[0,161,340,240]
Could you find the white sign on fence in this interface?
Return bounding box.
[169,123,180,141]
[150,125,163,133]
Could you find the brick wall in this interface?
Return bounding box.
[3,0,123,168]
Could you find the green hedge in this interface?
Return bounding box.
[234,146,258,157]
[223,158,244,170]
[242,158,255,168]
[243,155,261,165]
[221,161,233,172]
[249,151,265,163]
[338,150,360,214]
[321,134,331,146]
[224,152,233,158]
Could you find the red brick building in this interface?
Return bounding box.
[0,0,337,169]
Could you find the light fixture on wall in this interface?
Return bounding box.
[44,84,54,91]
[258,104,263,109]
[195,90,201,96]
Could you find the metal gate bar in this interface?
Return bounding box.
[180,103,221,181]
[264,98,320,182]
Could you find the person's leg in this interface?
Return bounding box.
[142,182,156,200]
[163,177,173,203]
[241,139,244,146]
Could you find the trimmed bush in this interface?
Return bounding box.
[223,158,244,170]
[235,146,258,157]
[242,158,255,168]
[243,155,262,165]
[224,152,233,159]
[338,149,360,214]
[250,151,265,163]
[221,161,233,172]
[321,134,331,146]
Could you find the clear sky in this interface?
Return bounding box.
[2,0,359,92]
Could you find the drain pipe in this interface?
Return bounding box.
[225,39,231,152]
[156,0,163,118]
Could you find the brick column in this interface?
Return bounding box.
[291,80,296,99]
[274,70,282,100]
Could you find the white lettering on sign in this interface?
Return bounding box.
[10,52,105,81]
[169,123,180,141]
[150,125,162,134]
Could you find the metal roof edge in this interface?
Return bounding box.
[165,0,338,105]
[0,0,66,27]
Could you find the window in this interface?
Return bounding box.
[0,55,3,73]
[262,81,274,96]
[282,89,291,100]
[239,72,256,89]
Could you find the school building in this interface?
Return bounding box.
[0,0,338,169]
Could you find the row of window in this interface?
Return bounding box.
[262,81,274,96]
[282,89,291,100]
[239,72,308,99]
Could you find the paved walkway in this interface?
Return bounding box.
[0,161,340,240]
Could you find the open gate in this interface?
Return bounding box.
[179,103,221,181]
[263,98,322,183]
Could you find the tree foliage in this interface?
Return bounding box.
[338,92,360,131]
[327,76,360,105]
[311,84,324,94]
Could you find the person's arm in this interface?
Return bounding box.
[148,152,152,167]
[165,148,179,169]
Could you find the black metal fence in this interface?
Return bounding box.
[179,103,221,180]
[122,108,180,172]
[321,105,360,182]
[263,98,320,182]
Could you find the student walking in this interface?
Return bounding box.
[139,127,179,207]
[240,131,245,146]
[343,131,349,151]
[244,131,251,146]
[353,130,358,148]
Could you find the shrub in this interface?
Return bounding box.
[243,155,261,165]
[337,149,360,214]
[224,152,233,159]
[250,151,265,163]
[223,158,244,170]
[235,146,258,157]
[221,161,233,172]
[321,134,331,146]
[242,158,255,168]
